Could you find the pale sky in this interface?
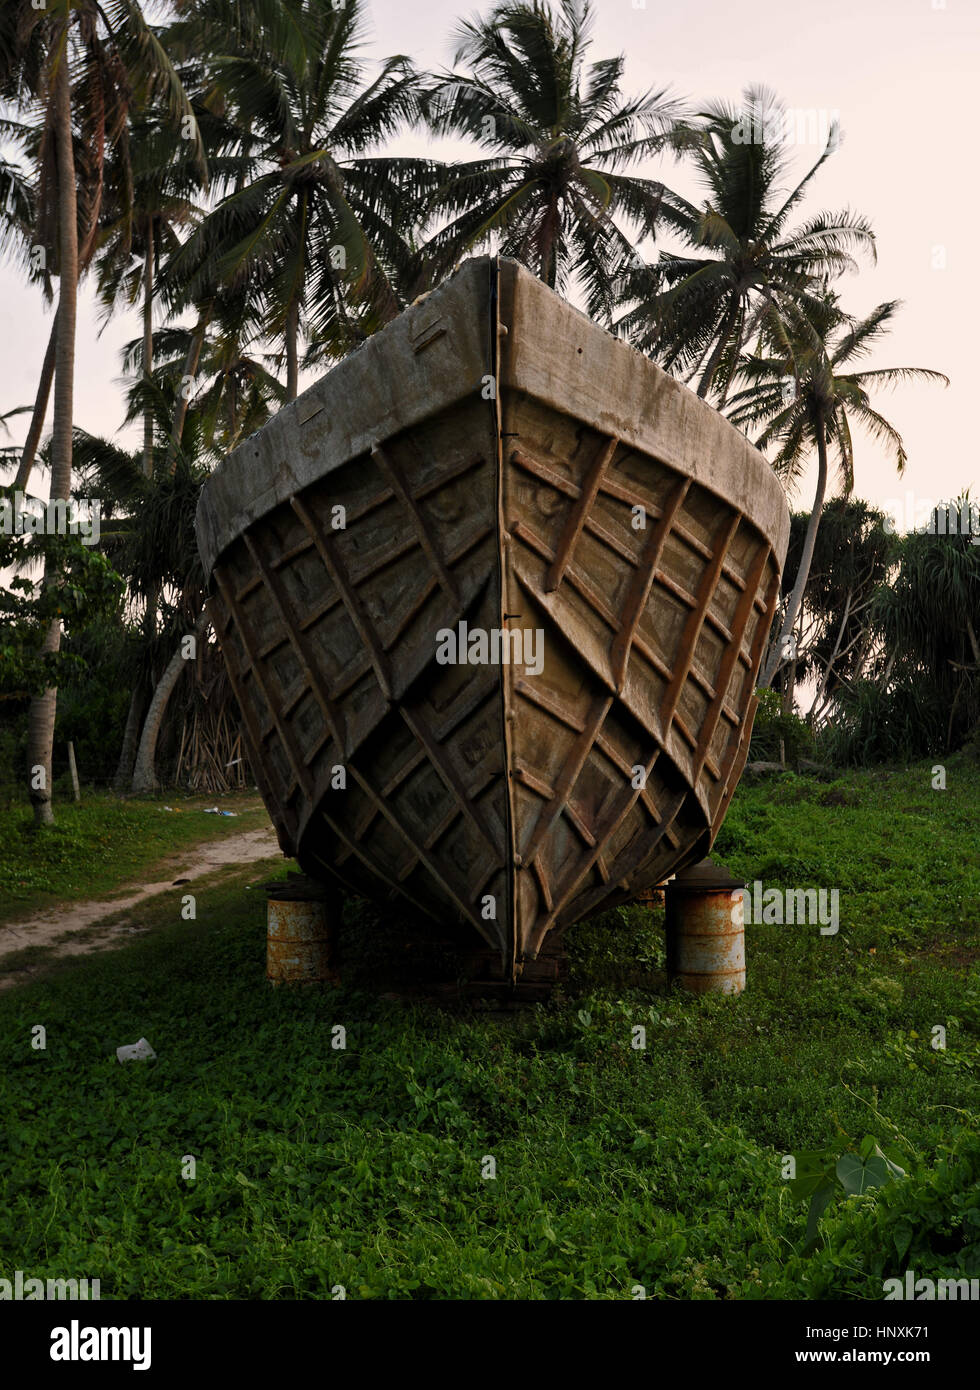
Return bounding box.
[1,0,976,526]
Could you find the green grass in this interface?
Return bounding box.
[0,759,977,1299]
[0,792,272,920]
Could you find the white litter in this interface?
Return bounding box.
[116,1038,157,1063]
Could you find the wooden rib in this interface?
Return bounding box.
[532,857,553,914]
[205,589,291,847]
[563,799,597,848]
[212,563,313,805]
[414,453,485,500]
[372,442,461,605]
[529,775,686,956]
[596,474,654,511]
[242,531,348,754]
[512,761,554,800]
[691,539,771,785]
[380,745,427,798]
[275,534,316,568]
[328,651,374,702]
[712,559,780,816]
[520,694,613,868]
[318,806,437,923]
[609,477,690,690]
[430,674,498,744]
[383,576,439,650]
[514,678,587,734]
[583,514,637,564]
[347,531,419,587]
[299,592,343,631]
[510,449,580,498]
[347,766,492,939]
[659,513,740,739]
[302,846,365,901]
[335,485,395,528]
[654,569,698,610]
[545,435,618,591]
[290,495,393,701]
[399,706,502,862]
[542,746,661,925]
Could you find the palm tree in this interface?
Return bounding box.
[726,293,948,689]
[422,0,682,323]
[16,4,80,827]
[3,0,203,825]
[619,86,877,402]
[164,0,433,395]
[94,111,203,479]
[0,78,103,495]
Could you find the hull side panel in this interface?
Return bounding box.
[498,262,786,961]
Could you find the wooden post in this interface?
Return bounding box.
[67,741,80,802]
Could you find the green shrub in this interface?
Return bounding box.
[817,677,949,766]
[749,687,814,764]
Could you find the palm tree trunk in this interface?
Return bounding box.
[26,44,78,828]
[15,165,107,498]
[142,220,154,478]
[540,198,559,289]
[167,302,211,474]
[113,677,147,792]
[131,611,209,795]
[285,298,299,402]
[14,309,58,493]
[760,420,829,688]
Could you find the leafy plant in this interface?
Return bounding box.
[786,1134,906,1251]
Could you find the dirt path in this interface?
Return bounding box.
[0,827,281,982]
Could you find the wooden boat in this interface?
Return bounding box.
[196,257,790,981]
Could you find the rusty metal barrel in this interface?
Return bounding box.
[664,857,746,995]
[264,876,340,985]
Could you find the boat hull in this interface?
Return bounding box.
[196,258,790,978]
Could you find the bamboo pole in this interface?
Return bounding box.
[67,742,80,802]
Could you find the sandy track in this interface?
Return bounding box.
[0,827,281,983]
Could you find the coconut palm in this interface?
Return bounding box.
[164,0,435,396]
[117,305,285,468]
[619,86,877,402]
[422,0,683,323]
[725,293,948,688]
[2,0,203,824]
[0,148,57,492]
[0,89,107,493]
[94,111,204,479]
